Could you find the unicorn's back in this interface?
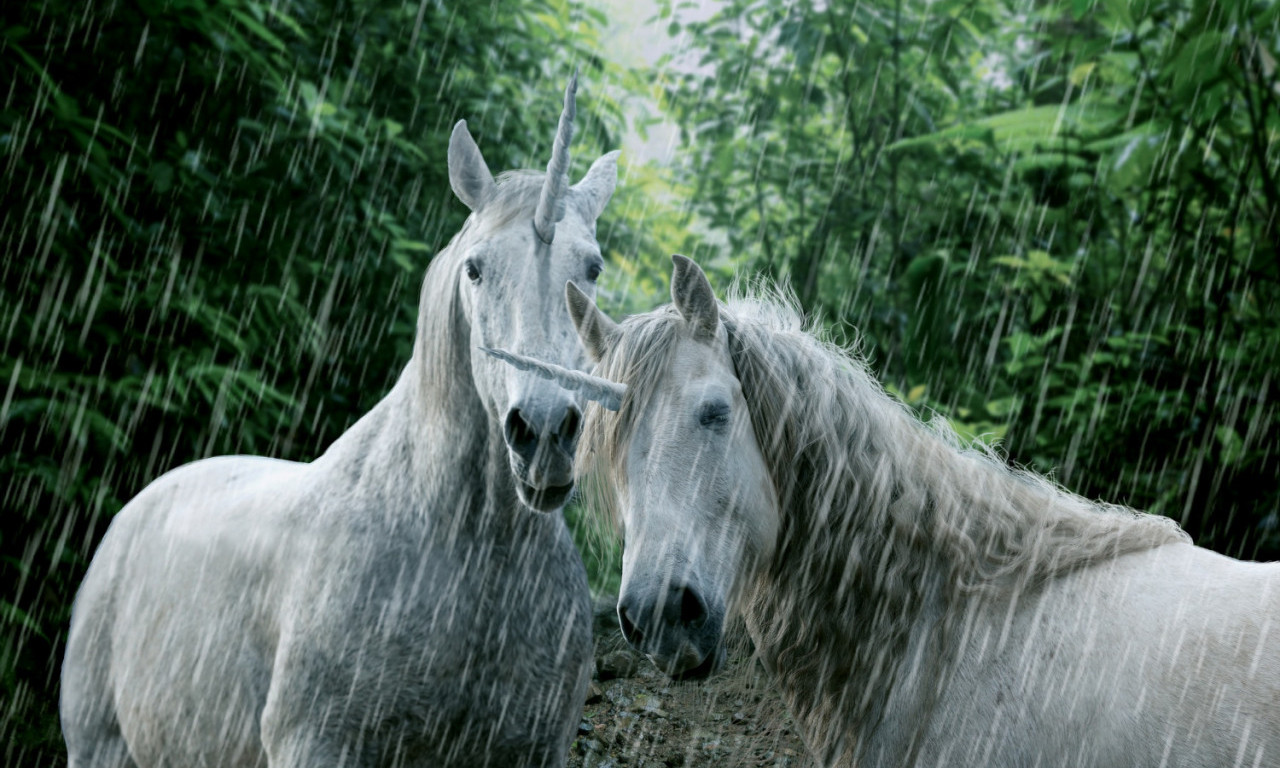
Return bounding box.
[61,453,310,767]
[62,406,594,767]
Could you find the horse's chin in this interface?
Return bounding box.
[659,643,726,682]
[514,478,575,512]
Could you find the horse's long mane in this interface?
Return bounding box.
[580,285,1188,763]
[721,289,1189,596]
[584,286,1187,595]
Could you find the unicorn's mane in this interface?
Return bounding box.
[472,170,549,233]
[413,170,549,408]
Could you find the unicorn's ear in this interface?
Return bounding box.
[448,120,496,212]
[671,254,719,340]
[566,281,620,362]
[573,150,621,222]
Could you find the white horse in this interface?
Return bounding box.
[489,255,1280,767]
[60,76,620,768]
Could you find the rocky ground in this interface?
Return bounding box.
[568,599,815,768]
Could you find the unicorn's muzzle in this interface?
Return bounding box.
[503,400,580,512]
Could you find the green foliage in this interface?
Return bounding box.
[1,0,622,760]
[565,499,623,598]
[660,0,1280,563]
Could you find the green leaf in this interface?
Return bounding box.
[986,396,1021,418]
[261,2,309,41]
[151,161,174,193]
[886,124,994,152]
[1011,153,1091,173]
[1106,131,1164,191]
[1069,62,1097,86]
[1215,425,1246,465]
[1166,32,1229,100]
[229,8,287,52]
[0,599,46,638]
[1098,0,1135,31]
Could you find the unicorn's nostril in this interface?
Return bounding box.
[504,409,538,460]
[559,406,582,445]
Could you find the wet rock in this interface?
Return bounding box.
[628,692,668,718]
[592,595,620,634]
[604,685,632,708]
[597,649,640,680]
[585,681,605,704]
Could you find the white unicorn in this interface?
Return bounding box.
[488,255,1280,767]
[60,76,620,768]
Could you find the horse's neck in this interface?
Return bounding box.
[312,264,518,529]
[742,394,1144,764]
[742,418,953,765]
[744,548,946,766]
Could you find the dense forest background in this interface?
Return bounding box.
[2,0,1276,762]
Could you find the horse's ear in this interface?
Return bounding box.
[448,120,496,212]
[566,281,619,362]
[671,254,719,340]
[573,150,621,222]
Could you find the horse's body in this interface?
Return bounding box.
[494,256,1280,767]
[874,543,1279,767]
[61,79,619,768]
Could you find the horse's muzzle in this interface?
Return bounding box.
[618,583,726,680]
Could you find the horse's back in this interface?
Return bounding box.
[62,454,307,768]
[1110,544,1280,765]
[934,542,1280,767]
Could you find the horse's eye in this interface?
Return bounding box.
[464,260,482,284]
[698,401,730,428]
[586,262,603,282]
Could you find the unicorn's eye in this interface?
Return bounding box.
[586,262,604,282]
[464,260,482,284]
[698,401,730,428]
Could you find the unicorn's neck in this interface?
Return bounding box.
[314,253,517,525]
[409,252,519,519]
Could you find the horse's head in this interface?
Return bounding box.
[483,256,778,678]
[448,75,619,512]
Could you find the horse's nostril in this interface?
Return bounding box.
[618,603,644,645]
[678,587,708,628]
